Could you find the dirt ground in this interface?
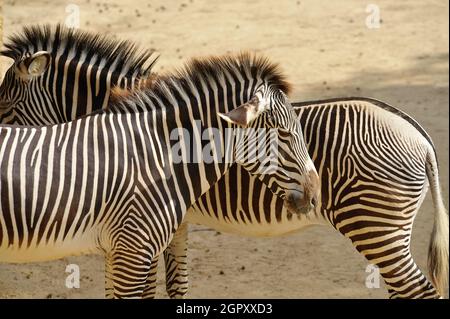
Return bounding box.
[0,0,448,298]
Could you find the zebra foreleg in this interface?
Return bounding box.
[105,248,154,299]
[141,222,189,299]
[164,222,189,299]
[142,255,160,299]
[105,253,114,299]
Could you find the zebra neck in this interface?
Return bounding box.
[43,57,144,123]
[143,107,234,210]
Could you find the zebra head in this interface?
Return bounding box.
[219,81,320,215]
[0,24,156,125]
[0,51,52,124]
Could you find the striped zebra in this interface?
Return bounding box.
[0,24,157,125]
[0,52,319,298]
[164,97,448,299]
[1,26,447,298]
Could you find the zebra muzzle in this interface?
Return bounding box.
[284,187,317,215]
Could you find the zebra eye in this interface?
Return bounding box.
[277,128,291,139]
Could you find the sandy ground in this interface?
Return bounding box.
[0,0,448,298]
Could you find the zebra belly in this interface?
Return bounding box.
[184,207,322,237]
[0,230,101,263]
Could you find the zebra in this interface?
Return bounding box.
[0,24,157,125]
[0,52,319,298]
[1,26,446,298]
[156,97,447,299]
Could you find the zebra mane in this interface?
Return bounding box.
[0,24,158,78]
[109,52,292,113]
[177,52,292,95]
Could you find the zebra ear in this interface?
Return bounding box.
[26,51,51,76]
[218,96,263,127]
[16,51,51,78]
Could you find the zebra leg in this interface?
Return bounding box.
[141,223,188,298]
[105,253,114,299]
[368,239,438,299]
[164,222,189,299]
[380,251,438,299]
[339,212,439,299]
[105,248,153,299]
[142,255,160,299]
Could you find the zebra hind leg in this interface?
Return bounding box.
[380,250,438,299]
[342,215,440,299]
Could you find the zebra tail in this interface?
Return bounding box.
[426,148,449,297]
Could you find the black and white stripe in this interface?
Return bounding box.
[0,24,157,125]
[168,97,446,299]
[1,26,446,299]
[0,52,317,298]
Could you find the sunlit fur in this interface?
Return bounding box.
[0,52,315,298]
[1,26,446,299]
[177,98,447,299]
